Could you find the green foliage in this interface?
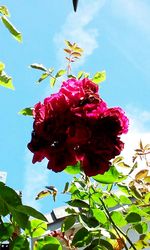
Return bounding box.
[18,107,33,116]
[0,62,14,90]
[93,165,126,184]
[92,71,106,84]
[1,16,22,42]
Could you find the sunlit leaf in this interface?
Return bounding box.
[0,73,14,90]
[25,219,47,238]
[18,107,33,116]
[50,77,56,87]
[37,72,49,83]
[93,165,126,184]
[135,169,148,180]
[0,6,10,16]
[35,190,52,200]
[73,46,84,53]
[30,63,47,71]
[0,61,5,72]
[144,144,150,150]
[113,156,124,164]
[119,195,132,205]
[111,211,127,227]
[65,40,73,49]
[117,184,130,195]
[92,209,107,224]
[77,71,84,79]
[64,162,81,175]
[34,236,62,250]
[104,195,118,208]
[55,69,66,78]
[92,71,106,84]
[1,16,22,42]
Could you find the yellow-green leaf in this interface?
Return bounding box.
[55,69,66,78]
[1,16,22,42]
[0,73,14,90]
[0,6,10,16]
[37,72,49,83]
[65,40,73,49]
[92,71,106,84]
[50,77,56,87]
[18,107,33,116]
[0,62,5,73]
[35,190,52,200]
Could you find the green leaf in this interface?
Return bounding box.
[134,222,148,234]
[119,195,132,205]
[77,71,84,79]
[111,211,127,227]
[93,165,125,184]
[64,162,81,175]
[0,6,10,16]
[61,215,76,232]
[126,212,141,223]
[18,107,33,116]
[15,205,47,221]
[55,69,66,78]
[79,215,99,231]
[0,73,14,90]
[30,63,47,71]
[117,184,130,195]
[10,235,29,250]
[1,16,22,42]
[9,206,29,229]
[0,184,22,208]
[35,190,52,200]
[92,209,107,224]
[62,182,69,193]
[104,195,118,208]
[34,236,62,250]
[0,223,14,241]
[67,199,89,208]
[72,227,92,247]
[37,72,50,83]
[92,71,106,84]
[50,77,56,87]
[25,219,47,238]
[0,61,5,72]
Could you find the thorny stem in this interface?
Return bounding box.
[99,197,137,250]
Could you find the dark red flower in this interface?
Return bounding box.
[28,78,129,176]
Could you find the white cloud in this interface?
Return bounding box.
[121,109,150,174]
[22,151,49,210]
[54,0,106,66]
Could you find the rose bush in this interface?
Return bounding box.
[28,78,129,176]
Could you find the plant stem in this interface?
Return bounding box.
[99,197,136,250]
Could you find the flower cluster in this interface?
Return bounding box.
[28,78,129,176]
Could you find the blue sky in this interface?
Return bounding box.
[0,0,150,213]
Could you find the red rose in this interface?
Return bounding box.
[28,78,129,176]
